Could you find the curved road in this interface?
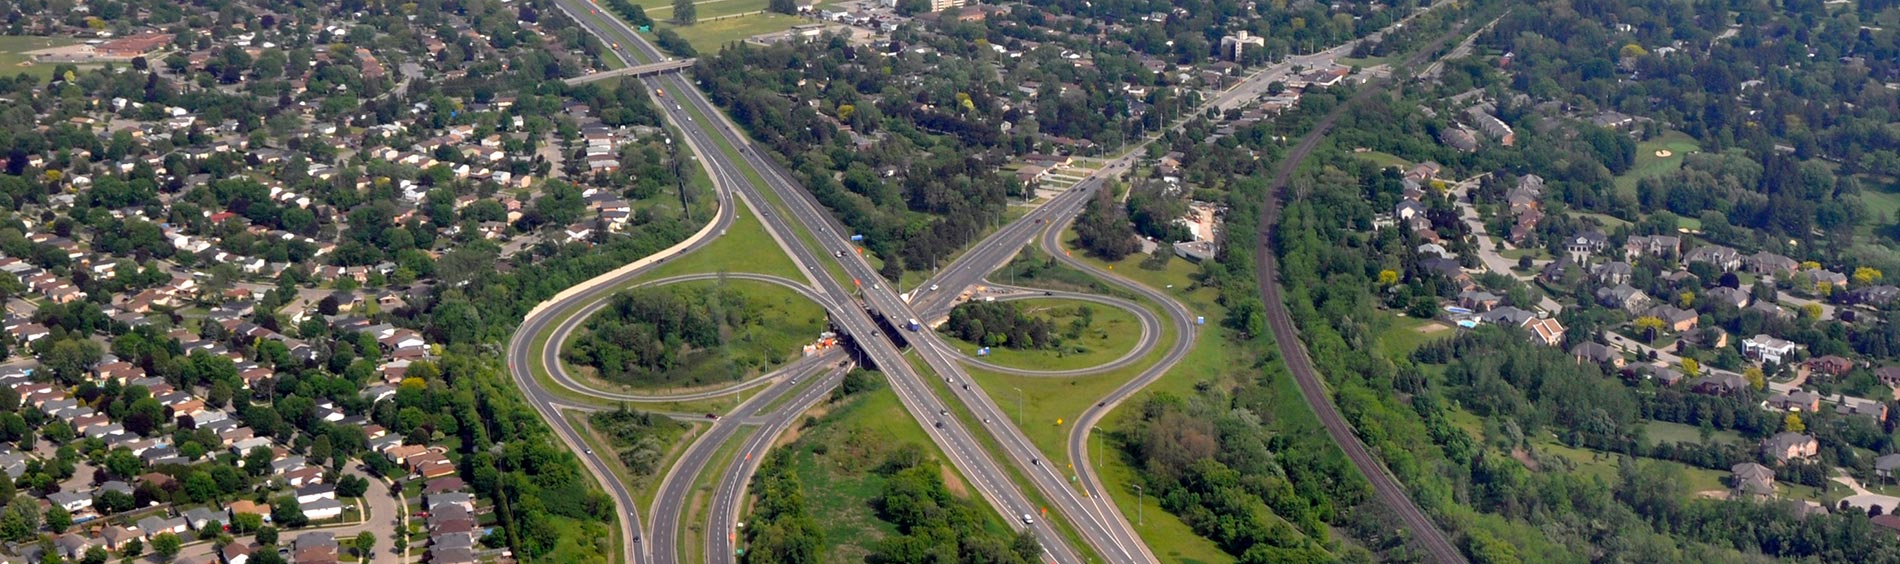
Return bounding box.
[1249,18,1473,564]
[705,367,849,562]
[535,272,844,404]
[649,361,846,563]
[945,288,1161,378]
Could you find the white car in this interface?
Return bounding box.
[1021,513,1034,525]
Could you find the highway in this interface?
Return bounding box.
[547,2,1101,561]
[705,367,849,561]
[1249,15,1474,564]
[649,360,846,563]
[522,1,1472,562]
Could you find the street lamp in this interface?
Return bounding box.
[1012,387,1024,424]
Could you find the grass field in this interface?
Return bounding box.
[563,278,827,391]
[637,198,804,281]
[1374,314,1451,362]
[0,36,83,79]
[943,298,1145,372]
[1641,420,1743,446]
[659,13,805,53]
[1856,175,1900,235]
[565,410,705,512]
[645,0,770,19]
[544,514,616,563]
[1352,148,1413,168]
[1613,130,1702,197]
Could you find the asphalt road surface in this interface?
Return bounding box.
[705,367,849,561]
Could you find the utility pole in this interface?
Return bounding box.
[1012,387,1024,424]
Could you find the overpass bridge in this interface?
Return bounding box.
[564,58,695,85]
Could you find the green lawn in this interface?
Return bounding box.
[658,13,806,53]
[1613,130,1702,198]
[1856,175,1900,233]
[645,0,770,19]
[563,279,828,391]
[637,198,803,281]
[1374,314,1452,362]
[0,36,83,79]
[1640,420,1742,447]
[1352,150,1411,170]
[943,298,1145,372]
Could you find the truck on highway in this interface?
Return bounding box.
[655,87,664,97]
[906,318,921,332]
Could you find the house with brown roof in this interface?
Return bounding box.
[1762,432,1819,463]
[1805,356,1854,377]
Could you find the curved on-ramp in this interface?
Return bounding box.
[941,288,1161,378]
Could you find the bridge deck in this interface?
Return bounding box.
[564,58,696,85]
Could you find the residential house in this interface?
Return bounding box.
[1877,366,1900,388]
[1876,453,1900,482]
[1732,462,1775,498]
[1594,261,1635,285]
[1805,356,1854,377]
[1746,252,1799,276]
[1645,305,1699,333]
[1570,342,1624,367]
[1707,286,1754,309]
[299,497,344,521]
[1457,290,1501,312]
[1689,371,1750,396]
[1836,396,1889,423]
[1564,230,1609,261]
[1625,235,1681,260]
[1742,334,1800,365]
[1684,245,1743,272]
[1523,317,1567,347]
[1761,432,1819,463]
[1765,390,1821,412]
[1596,284,1651,312]
[1848,285,1900,307]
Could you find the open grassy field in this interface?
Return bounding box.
[1856,175,1900,235]
[1613,130,1702,197]
[1352,150,1412,170]
[563,278,828,391]
[637,199,804,281]
[659,13,804,53]
[1374,313,1452,362]
[1641,420,1743,446]
[942,298,1145,372]
[0,36,82,79]
[645,0,770,19]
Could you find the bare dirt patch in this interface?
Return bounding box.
[939,464,971,498]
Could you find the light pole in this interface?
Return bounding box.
[1012,387,1024,424]
[1132,484,1144,526]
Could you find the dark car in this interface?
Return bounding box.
[705,413,719,420]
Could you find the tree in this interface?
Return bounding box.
[1855,266,1884,286]
[1633,316,1665,341]
[672,0,697,24]
[152,532,182,560]
[1074,189,1139,261]
[1681,358,1700,376]
[768,0,798,14]
[256,525,278,545]
[1377,269,1400,286]
[355,531,377,562]
[45,505,70,533]
[1784,413,1806,433]
[122,537,143,558]
[1744,366,1766,390]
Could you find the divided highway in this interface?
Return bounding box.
[522,1,1474,562]
[705,367,849,561]
[548,2,1103,561]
